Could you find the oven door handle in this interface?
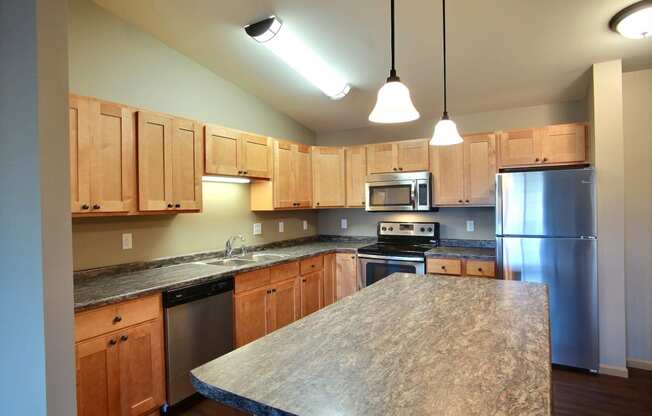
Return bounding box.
[357,253,425,262]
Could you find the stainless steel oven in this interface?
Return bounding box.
[365,172,431,211]
[358,254,425,288]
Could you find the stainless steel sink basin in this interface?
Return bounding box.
[206,258,255,266]
[249,253,287,261]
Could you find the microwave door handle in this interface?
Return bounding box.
[411,182,416,209]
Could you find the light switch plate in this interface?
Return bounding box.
[278,221,284,233]
[253,223,262,236]
[341,218,348,230]
[122,233,133,250]
[466,220,475,232]
[302,220,308,231]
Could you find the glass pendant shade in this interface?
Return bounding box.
[430,116,463,146]
[369,80,420,123]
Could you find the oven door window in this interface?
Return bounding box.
[368,184,413,207]
[365,261,419,286]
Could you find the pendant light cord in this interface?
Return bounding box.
[390,0,397,79]
[442,0,448,117]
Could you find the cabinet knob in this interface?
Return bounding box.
[542,158,548,162]
[238,170,243,174]
[441,266,446,269]
[244,171,248,175]
[458,200,463,203]
[267,289,271,294]
[478,268,483,272]
[316,202,320,206]
[465,200,470,203]
[175,203,181,208]
[398,167,403,171]
[535,158,540,162]
[92,204,101,210]
[393,167,397,171]
[272,289,276,293]
[167,203,173,208]
[113,315,122,324]
[302,279,306,282]
[351,256,355,259]
[120,335,129,342]
[81,204,89,210]
[108,338,117,346]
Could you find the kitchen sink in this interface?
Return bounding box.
[206,258,256,266]
[248,253,288,261]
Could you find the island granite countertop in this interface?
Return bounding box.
[191,273,551,416]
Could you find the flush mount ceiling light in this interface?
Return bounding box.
[368,0,420,124]
[430,0,462,146]
[245,16,351,100]
[610,0,652,39]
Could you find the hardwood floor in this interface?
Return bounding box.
[171,368,652,415]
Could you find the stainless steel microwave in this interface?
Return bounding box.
[365,172,431,211]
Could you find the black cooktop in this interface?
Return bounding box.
[357,242,438,258]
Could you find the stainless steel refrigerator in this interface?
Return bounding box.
[496,168,598,371]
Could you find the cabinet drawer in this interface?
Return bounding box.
[300,256,323,275]
[235,268,271,294]
[427,258,462,276]
[75,294,161,342]
[270,261,300,283]
[465,260,496,278]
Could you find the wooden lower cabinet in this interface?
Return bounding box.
[234,285,271,348]
[323,253,336,306]
[426,258,496,278]
[335,253,358,300]
[300,270,323,317]
[75,295,165,416]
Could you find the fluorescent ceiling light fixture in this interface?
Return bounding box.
[245,16,351,100]
[610,1,652,39]
[202,175,250,184]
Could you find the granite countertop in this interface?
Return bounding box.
[191,273,551,416]
[74,240,370,311]
[426,246,496,260]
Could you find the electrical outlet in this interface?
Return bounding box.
[466,220,475,232]
[253,223,262,236]
[341,218,348,230]
[302,220,308,231]
[122,233,133,250]
[278,221,284,233]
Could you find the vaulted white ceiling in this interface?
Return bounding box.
[94,0,652,133]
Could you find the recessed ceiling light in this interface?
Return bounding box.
[245,16,351,100]
[609,1,652,39]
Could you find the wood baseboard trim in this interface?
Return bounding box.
[627,359,652,371]
[599,364,629,378]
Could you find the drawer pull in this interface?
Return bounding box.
[120,335,129,342]
[478,268,483,272]
[108,338,117,346]
[441,266,446,269]
[113,315,122,324]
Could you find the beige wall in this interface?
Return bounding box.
[69,0,318,270]
[623,69,652,365]
[591,60,628,375]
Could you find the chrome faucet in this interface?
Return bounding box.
[225,235,246,258]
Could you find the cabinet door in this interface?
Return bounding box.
[541,123,586,164]
[397,139,429,172]
[431,143,465,205]
[498,128,542,167]
[171,119,202,211]
[345,146,367,207]
[138,111,173,211]
[300,270,323,317]
[76,334,121,416]
[323,253,337,306]
[69,95,91,213]
[336,253,358,300]
[273,141,295,209]
[463,134,496,205]
[240,133,272,179]
[293,144,313,208]
[366,142,396,174]
[204,124,240,176]
[270,278,299,332]
[118,319,165,416]
[234,286,270,347]
[89,100,135,213]
[312,147,345,208]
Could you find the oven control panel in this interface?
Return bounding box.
[378,222,437,237]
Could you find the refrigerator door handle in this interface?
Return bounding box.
[495,174,503,236]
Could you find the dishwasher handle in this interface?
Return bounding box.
[164,277,234,308]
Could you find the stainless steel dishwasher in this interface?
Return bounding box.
[163,277,234,409]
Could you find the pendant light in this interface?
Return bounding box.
[430,0,463,146]
[369,0,420,123]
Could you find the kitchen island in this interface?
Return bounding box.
[191,273,551,416]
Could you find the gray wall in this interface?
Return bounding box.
[316,101,586,240]
[0,0,76,414]
[623,69,652,367]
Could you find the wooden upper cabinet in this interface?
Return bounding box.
[118,319,165,416]
[273,141,295,209]
[498,123,587,168]
[294,144,313,208]
[138,111,202,212]
[540,123,586,164]
[171,119,202,211]
[204,124,240,176]
[464,134,497,205]
[75,332,121,416]
[367,139,429,174]
[396,139,429,172]
[69,95,136,215]
[205,124,272,179]
[431,133,496,206]
[312,146,345,208]
[345,146,367,207]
